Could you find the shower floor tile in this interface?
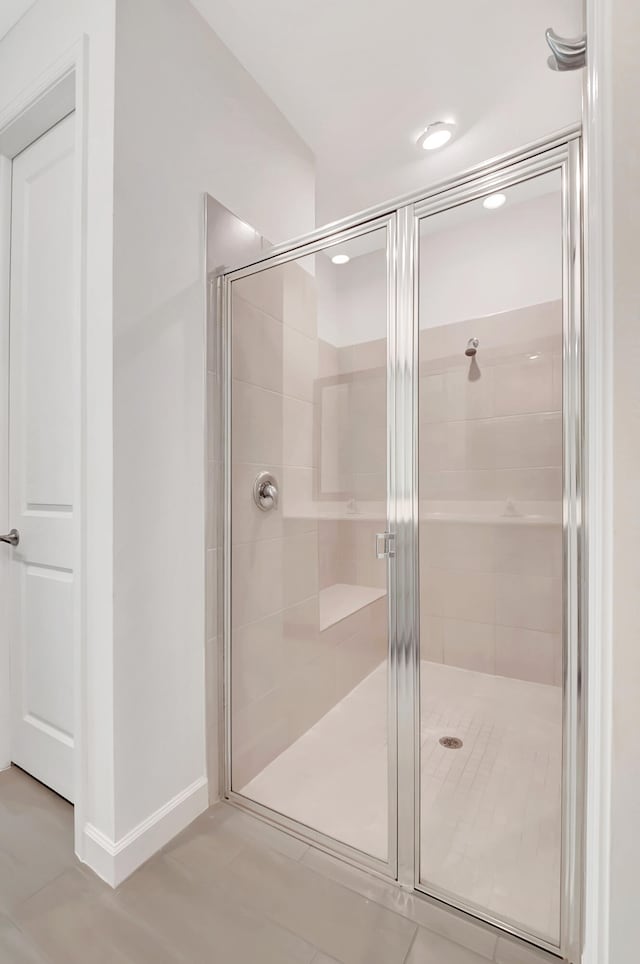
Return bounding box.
[240,661,562,945]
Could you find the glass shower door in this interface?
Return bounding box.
[416,167,569,947]
[224,221,396,872]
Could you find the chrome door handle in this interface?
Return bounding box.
[0,528,19,547]
[253,472,279,511]
[375,531,395,559]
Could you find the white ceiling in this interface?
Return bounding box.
[0,0,36,42]
[191,0,583,225]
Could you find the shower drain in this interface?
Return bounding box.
[439,736,463,749]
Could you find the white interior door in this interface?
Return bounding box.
[7,113,76,801]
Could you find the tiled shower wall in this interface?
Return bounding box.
[419,301,563,686]
[228,263,321,789]
[225,264,388,788]
[318,301,563,687]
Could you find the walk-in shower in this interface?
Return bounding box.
[208,128,584,962]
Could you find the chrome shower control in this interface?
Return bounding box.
[253,472,279,511]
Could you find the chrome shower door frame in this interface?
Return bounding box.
[217,126,584,962]
[407,135,584,961]
[220,212,401,881]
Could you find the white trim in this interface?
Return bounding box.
[0,36,88,855]
[83,777,209,887]
[0,154,10,772]
[582,2,613,963]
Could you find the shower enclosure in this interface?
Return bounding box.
[212,129,584,961]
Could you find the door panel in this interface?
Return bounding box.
[227,226,394,867]
[9,112,76,801]
[416,170,564,944]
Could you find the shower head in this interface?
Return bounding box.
[465,337,479,357]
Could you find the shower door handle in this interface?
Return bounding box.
[375,531,395,560]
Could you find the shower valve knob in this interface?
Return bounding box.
[253,472,279,511]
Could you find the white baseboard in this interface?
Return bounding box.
[82,776,208,887]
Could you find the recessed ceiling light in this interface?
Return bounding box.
[483,193,507,210]
[417,121,456,151]
[331,253,350,265]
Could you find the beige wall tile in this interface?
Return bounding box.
[287,654,337,741]
[283,396,314,468]
[495,573,561,634]
[420,615,443,662]
[283,261,317,338]
[490,413,562,470]
[495,626,557,685]
[232,380,283,465]
[282,466,317,537]
[281,596,321,671]
[492,467,562,502]
[494,524,560,577]
[442,618,495,674]
[283,325,318,402]
[334,630,386,702]
[232,295,283,394]
[231,686,289,789]
[233,265,284,321]
[232,537,284,627]
[338,338,386,375]
[493,354,553,417]
[232,612,284,710]
[443,366,495,422]
[421,521,494,573]
[283,531,319,608]
[318,339,339,378]
[439,570,495,624]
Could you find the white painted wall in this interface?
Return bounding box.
[0,0,117,845]
[0,0,313,881]
[320,191,561,347]
[111,0,314,839]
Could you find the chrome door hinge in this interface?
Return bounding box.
[375,531,396,560]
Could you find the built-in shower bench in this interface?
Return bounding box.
[319,583,387,632]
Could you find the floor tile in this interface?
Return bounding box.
[221,845,417,964]
[112,852,316,964]
[12,868,182,964]
[206,802,310,860]
[494,936,557,964]
[0,768,75,914]
[0,913,50,964]
[405,927,491,964]
[301,848,497,961]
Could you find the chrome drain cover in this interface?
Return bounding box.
[439,736,463,749]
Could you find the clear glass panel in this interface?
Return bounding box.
[417,171,564,943]
[229,227,390,862]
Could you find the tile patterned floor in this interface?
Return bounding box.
[0,764,555,963]
[242,661,562,944]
